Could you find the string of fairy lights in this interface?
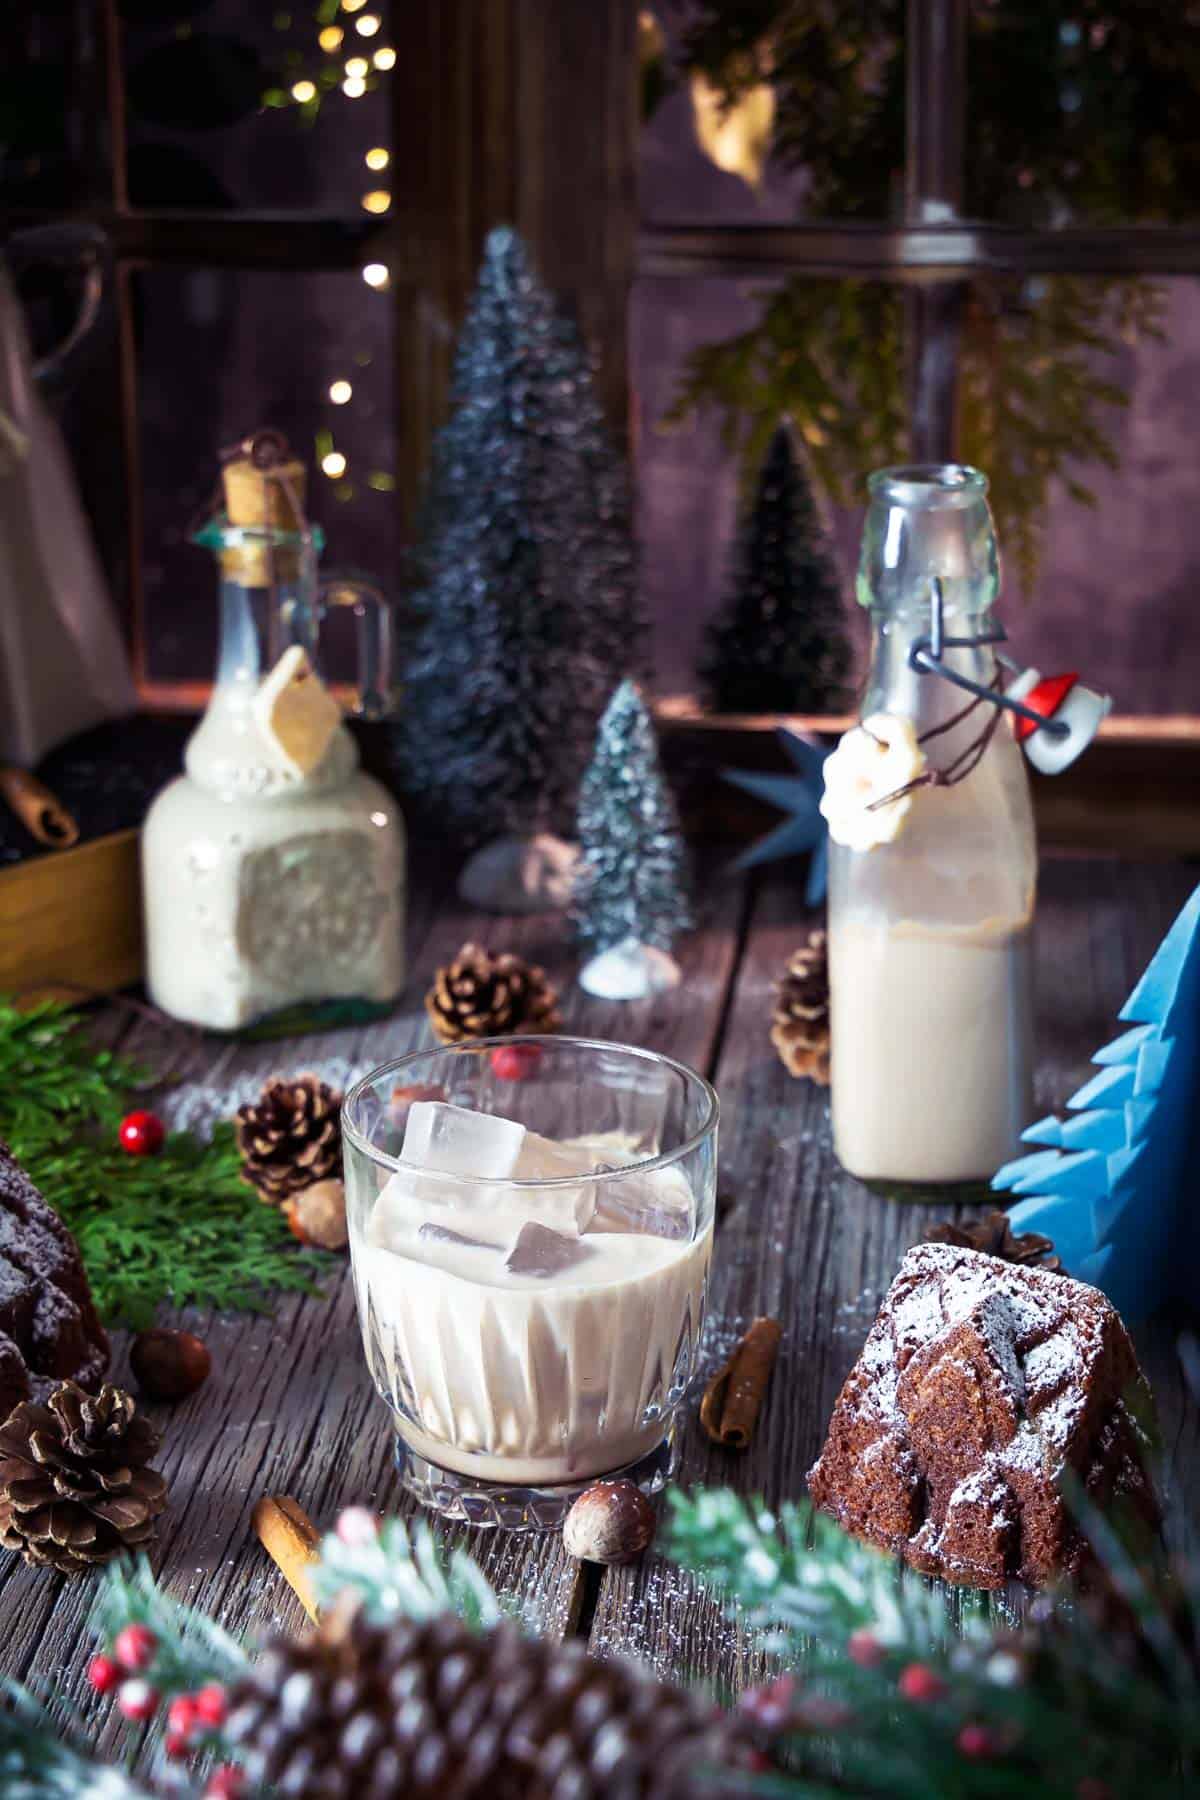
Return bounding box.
[264,0,398,500]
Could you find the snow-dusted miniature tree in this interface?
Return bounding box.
[574,680,692,998]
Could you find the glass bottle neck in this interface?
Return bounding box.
[863,601,1001,735]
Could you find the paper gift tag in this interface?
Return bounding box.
[253,646,342,777]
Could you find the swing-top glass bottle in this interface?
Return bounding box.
[828,465,1036,1184]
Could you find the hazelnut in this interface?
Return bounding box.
[129,1328,212,1402]
[562,1480,656,1565]
[285,1178,348,1251]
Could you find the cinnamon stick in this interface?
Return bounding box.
[699,1317,782,1450]
[252,1494,322,1621]
[0,766,79,848]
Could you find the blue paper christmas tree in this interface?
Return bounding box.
[993,880,1200,1318]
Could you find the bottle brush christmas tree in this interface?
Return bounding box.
[703,421,852,715]
[574,679,693,999]
[398,226,643,908]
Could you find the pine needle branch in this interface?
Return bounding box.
[312,1519,503,1632]
[666,1488,1200,1798]
[1,1684,156,1799]
[92,1557,249,1696]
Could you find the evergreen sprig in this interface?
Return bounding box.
[311,1518,502,1631]
[1,1686,154,1799]
[666,1488,1200,1799]
[0,998,323,1327]
[92,1558,249,1699]
[10,1494,1200,1798]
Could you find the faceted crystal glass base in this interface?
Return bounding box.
[394,1424,677,1530]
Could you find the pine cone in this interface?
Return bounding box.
[923,1209,1061,1271]
[235,1073,343,1204]
[0,1381,167,1574]
[225,1604,761,1800]
[770,929,830,1084]
[426,943,562,1046]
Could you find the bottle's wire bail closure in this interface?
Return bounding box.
[909,578,1070,740]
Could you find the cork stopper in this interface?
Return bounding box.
[222,453,307,532]
[217,431,308,587]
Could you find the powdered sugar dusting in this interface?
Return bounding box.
[809,1242,1156,1588]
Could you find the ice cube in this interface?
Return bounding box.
[504,1221,594,1279]
[390,1082,448,1127]
[589,1166,691,1241]
[418,1221,503,1251]
[369,1170,428,1249]
[401,1101,525,1179]
[509,1131,598,1233]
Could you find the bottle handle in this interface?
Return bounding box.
[317,577,394,719]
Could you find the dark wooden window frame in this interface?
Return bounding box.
[13,0,1200,754]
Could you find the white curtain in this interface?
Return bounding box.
[0,262,135,766]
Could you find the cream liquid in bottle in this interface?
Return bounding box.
[140,447,405,1031]
[828,466,1036,1184]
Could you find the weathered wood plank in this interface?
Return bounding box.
[588,857,1200,1692]
[1,848,747,1768]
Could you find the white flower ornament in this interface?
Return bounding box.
[819,713,928,851]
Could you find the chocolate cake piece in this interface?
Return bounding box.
[808,1243,1159,1589]
[0,1139,109,1417]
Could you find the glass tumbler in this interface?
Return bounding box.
[342,1037,718,1528]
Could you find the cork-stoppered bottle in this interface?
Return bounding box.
[141,447,405,1031]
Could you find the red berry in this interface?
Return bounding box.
[205,1767,247,1799]
[847,1628,886,1668]
[167,1695,198,1737]
[116,1679,159,1722]
[87,1653,120,1694]
[1077,1782,1112,1800]
[193,1684,229,1727]
[898,1662,947,1704]
[957,1723,1001,1760]
[113,1623,158,1672]
[489,1041,542,1081]
[164,1731,192,1761]
[119,1110,165,1156]
[739,1673,797,1729]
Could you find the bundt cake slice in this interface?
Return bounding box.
[0,1140,109,1420]
[808,1242,1159,1589]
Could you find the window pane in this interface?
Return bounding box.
[0,5,89,210]
[635,268,1199,719]
[137,267,396,686]
[120,0,393,210]
[632,274,881,702]
[640,2,903,225]
[1007,275,1200,717]
[966,3,1200,224]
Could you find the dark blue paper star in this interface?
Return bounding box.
[723,730,831,905]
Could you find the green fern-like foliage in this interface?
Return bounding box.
[0,999,322,1327]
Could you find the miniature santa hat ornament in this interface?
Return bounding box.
[1006,667,1112,775]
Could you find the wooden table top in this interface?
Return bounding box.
[2,852,1197,1770]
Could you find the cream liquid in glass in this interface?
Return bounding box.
[353,1139,710,1486]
